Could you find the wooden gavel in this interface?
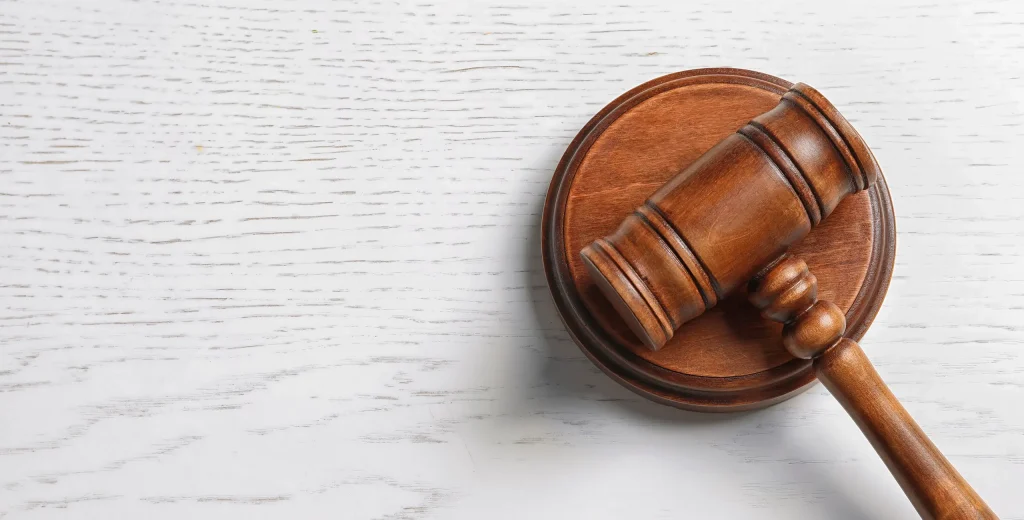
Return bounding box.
[581,84,996,519]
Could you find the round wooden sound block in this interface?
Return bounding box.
[542,68,895,411]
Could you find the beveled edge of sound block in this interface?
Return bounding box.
[541,68,896,412]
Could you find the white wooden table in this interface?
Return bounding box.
[2,0,1022,518]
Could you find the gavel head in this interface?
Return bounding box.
[581,83,881,350]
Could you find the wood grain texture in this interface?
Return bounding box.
[818,340,996,519]
[1,0,1023,518]
[752,257,995,517]
[546,70,895,410]
[578,78,881,351]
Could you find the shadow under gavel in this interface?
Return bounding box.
[581,83,996,519]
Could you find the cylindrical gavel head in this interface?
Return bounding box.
[581,83,881,350]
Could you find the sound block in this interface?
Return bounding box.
[542,68,895,411]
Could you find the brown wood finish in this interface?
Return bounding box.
[751,257,996,519]
[581,82,880,351]
[542,68,895,411]
[553,70,995,517]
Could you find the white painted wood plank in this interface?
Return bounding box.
[1,0,1022,517]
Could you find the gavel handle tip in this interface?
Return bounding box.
[817,339,997,520]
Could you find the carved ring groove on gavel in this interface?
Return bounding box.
[581,83,875,351]
[581,84,996,518]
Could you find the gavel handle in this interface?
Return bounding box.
[750,256,996,519]
[816,339,995,519]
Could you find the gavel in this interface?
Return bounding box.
[581,84,996,519]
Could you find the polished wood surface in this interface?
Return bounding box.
[819,340,996,520]
[543,69,895,411]
[751,258,996,519]
[582,83,880,350]
[566,71,995,516]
